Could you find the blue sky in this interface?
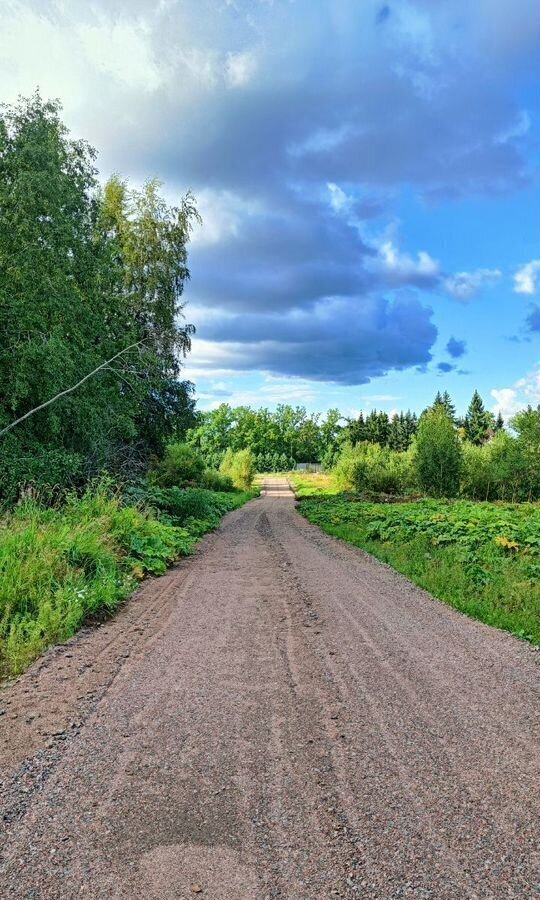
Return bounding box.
[2,0,540,419]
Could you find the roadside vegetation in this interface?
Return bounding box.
[300,497,540,644]
[0,97,257,679]
[287,399,540,645]
[0,454,256,679]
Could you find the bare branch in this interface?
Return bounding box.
[0,343,144,439]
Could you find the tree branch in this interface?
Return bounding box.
[0,342,144,439]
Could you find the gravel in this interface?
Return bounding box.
[0,478,539,898]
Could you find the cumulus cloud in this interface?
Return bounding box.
[491,367,540,420]
[373,241,440,287]
[0,0,537,387]
[444,269,502,300]
[446,337,467,358]
[514,260,540,295]
[189,294,436,385]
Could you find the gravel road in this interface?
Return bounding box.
[1,479,539,899]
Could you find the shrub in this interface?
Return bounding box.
[0,440,84,507]
[461,442,493,500]
[201,469,234,492]
[220,448,255,490]
[150,443,205,488]
[219,448,235,478]
[229,448,255,490]
[414,407,462,498]
[333,442,416,496]
[333,442,361,491]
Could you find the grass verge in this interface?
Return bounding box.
[0,482,256,679]
[299,496,540,645]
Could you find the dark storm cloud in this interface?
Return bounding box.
[195,294,437,385]
[446,337,467,358]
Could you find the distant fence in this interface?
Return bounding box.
[295,463,322,473]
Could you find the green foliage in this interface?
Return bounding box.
[415,407,462,498]
[229,448,255,491]
[200,469,234,492]
[332,442,416,496]
[300,496,540,644]
[463,390,494,445]
[188,403,341,470]
[0,484,189,677]
[0,481,255,678]
[150,443,205,488]
[0,93,197,503]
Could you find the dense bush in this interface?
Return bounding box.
[200,469,234,492]
[415,407,462,498]
[150,443,205,488]
[333,442,415,495]
[220,448,255,490]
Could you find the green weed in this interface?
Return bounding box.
[300,496,540,644]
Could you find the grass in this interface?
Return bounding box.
[257,470,339,498]
[299,495,540,645]
[0,482,256,679]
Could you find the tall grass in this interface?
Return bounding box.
[0,483,256,678]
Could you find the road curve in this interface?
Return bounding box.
[1,479,539,899]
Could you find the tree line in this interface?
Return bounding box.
[187,389,505,473]
[0,94,198,504]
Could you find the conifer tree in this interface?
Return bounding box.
[464,391,493,445]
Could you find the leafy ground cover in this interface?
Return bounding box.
[300,496,540,644]
[0,483,256,679]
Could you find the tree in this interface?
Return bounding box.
[464,390,493,445]
[414,407,462,497]
[510,406,540,500]
[495,411,505,432]
[0,93,198,502]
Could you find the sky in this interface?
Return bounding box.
[2,0,540,420]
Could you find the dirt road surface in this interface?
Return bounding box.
[1,479,539,899]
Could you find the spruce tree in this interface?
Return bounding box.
[464,391,492,445]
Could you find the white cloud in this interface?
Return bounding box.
[514,260,540,295]
[77,19,163,91]
[491,387,520,420]
[491,366,540,420]
[225,50,257,87]
[444,268,502,300]
[190,189,262,246]
[327,182,353,214]
[376,240,439,282]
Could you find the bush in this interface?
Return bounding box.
[230,449,255,490]
[201,469,234,492]
[150,443,205,488]
[0,440,84,507]
[333,442,416,495]
[220,448,255,490]
[461,442,493,500]
[333,442,361,491]
[414,407,462,498]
